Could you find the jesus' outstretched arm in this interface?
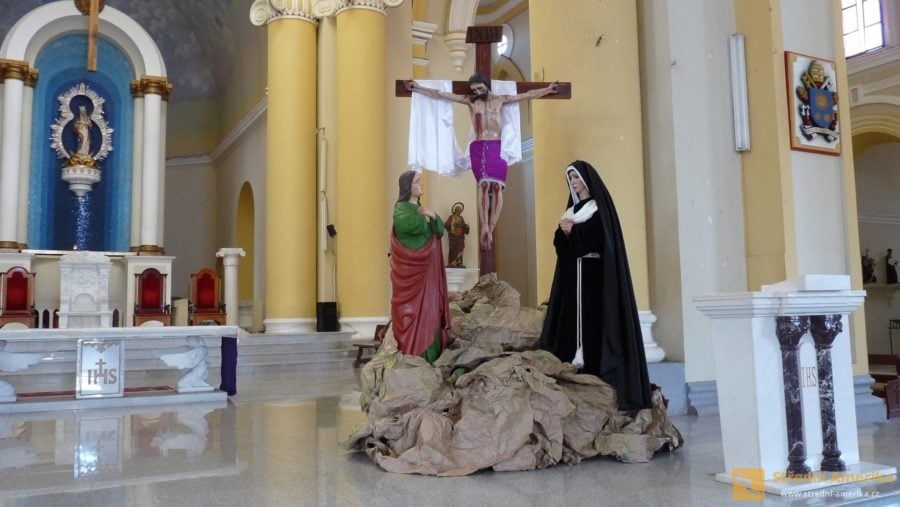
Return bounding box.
[502,81,559,104]
[405,80,470,104]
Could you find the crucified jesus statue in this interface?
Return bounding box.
[405,74,558,250]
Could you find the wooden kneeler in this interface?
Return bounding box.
[869,353,900,419]
[353,321,389,368]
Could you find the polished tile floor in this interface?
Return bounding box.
[1,368,899,507]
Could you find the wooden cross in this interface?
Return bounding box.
[395,26,571,276]
[75,0,104,72]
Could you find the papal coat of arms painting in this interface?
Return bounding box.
[785,51,841,156]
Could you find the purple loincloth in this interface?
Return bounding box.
[470,140,507,187]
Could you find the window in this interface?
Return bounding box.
[496,24,513,58]
[843,0,884,57]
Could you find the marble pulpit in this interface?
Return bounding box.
[695,275,896,496]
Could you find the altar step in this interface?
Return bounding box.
[3,331,358,396]
[236,331,358,372]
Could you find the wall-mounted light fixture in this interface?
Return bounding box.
[729,33,750,152]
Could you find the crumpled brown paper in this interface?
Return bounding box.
[343,275,684,475]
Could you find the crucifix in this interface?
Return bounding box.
[75,0,104,72]
[396,26,571,276]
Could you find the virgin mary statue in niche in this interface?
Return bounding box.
[50,82,114,201]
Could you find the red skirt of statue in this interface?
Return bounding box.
[390,231,451,356]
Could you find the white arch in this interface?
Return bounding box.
[0,0,166,78]
[448,0,479,33]
[445,0,479,70]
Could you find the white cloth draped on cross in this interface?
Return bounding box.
[407,80,522,175]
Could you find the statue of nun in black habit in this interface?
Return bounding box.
[540,160,653,412]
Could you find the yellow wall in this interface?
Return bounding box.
[219,11,269,138]
[166,99,220,156]
[166,1,268,159]
[529,0,650,308]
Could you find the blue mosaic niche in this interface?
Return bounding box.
[29,34,134,252]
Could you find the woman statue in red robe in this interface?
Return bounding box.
[390,171,451,362]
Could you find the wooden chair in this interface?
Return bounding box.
[189,268,226,325]
[353,321,389,368]
[133,268,171,326]
[869,353,900,419]
[0,266,38,329]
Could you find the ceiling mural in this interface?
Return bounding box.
[0,0,239,102]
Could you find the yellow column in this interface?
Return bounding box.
[831,0,868,373]
[252,4,318,330]
[734,1,797,289]
[529,0,650,309]
[335,5,389,321]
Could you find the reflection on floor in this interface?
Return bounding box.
[1,368,900,506]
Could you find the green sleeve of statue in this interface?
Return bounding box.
[431,213,445,238]
[394,202,428,249]
[394,202,445,249]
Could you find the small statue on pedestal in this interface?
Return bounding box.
[444,202,470,268]
[862,249,876,284]
[887,248,898,284]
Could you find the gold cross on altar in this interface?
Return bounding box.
[75,0,104,72]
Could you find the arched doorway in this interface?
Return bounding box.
[236,182,256,328]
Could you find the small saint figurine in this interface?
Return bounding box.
[887,248,898,284]
[444,202,470,268]
[862,249,876,284]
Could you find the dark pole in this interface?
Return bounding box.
[776,315,811,476]
[809,314,846,472]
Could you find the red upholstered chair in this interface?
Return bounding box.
[0,267,38,328]
[189,268,226,325]
[133,268,171,326]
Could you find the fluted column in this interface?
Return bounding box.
[132,76,171,254]
[0,59,32,250]
[217,248,246,326]
[251,0,319,332]
[329,0,403,331]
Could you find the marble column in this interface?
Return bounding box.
[133,76,171,254]
[16,68,38,249]
[129,82,145,252]
[776,315,811,476]
[217,248,246,326]
[251,0,319,333]
[810,314,846,472]
[0,59,32,251]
